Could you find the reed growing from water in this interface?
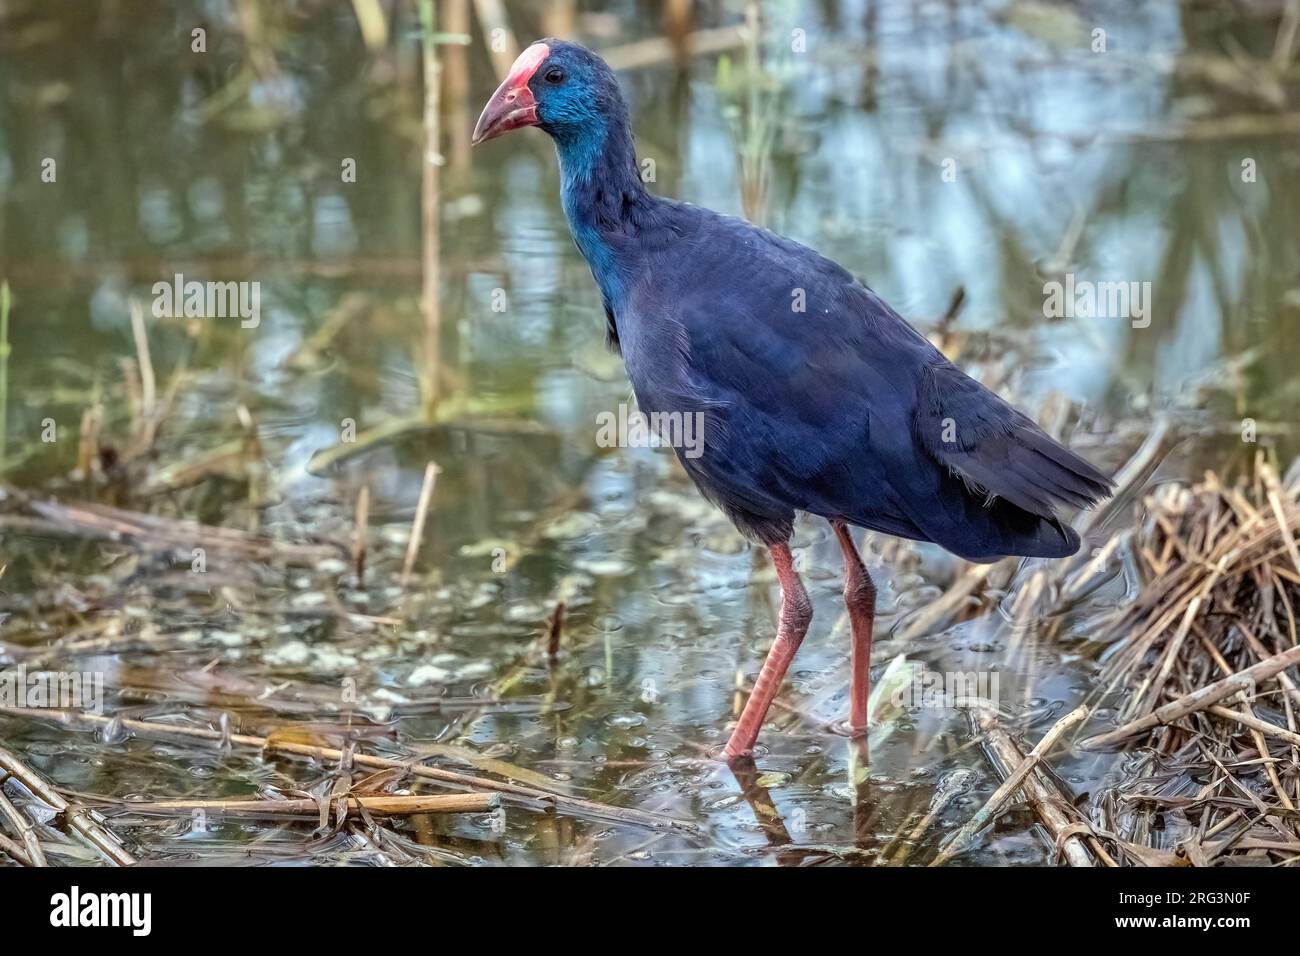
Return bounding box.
[0,281,10,474]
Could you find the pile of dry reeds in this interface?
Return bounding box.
[1081,456,1300,866]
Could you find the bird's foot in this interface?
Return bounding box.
[829,716,873,739]
[722,729,757,762]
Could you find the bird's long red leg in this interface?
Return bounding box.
[724,542,812,760]
[833,521,876,735]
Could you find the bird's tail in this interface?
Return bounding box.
[911,363,1114,561]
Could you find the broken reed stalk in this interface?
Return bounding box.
[0,783,47,866]
[349,0,388,50]
[353,483,370,583]
[0,741,136,866]
[444,0,473,171]
[76,405,102,479]
[471,0,520,81]
[0,280,9,474]
[896,561,999,642]
[418,0,442,416]
[1074,416,1173,539]
[1205,703,1300,748]
[601,25,746,72]
[547,600,566,660]
[0,707,695,834]
[1273,0,1300,70]
[930,704,1088,866]
[16,493,342,565]
[129,298,156,444]
[400,461,439,586]
[120,792,498,818]
[1264,466,1300,578]
[540,0,575,39]
[1080,644,1300,749]
[973,711,1102,867]
[0,830,36,867]
[664,0,695,67]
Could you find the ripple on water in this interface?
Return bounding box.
[604,712,647,730]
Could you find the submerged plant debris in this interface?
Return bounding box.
[1081,461,1300,866]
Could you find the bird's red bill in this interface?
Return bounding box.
[472,43,550,145]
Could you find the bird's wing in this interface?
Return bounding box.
[914,361,1114,519]
[623,219,877,490]
[623,206,1110,557]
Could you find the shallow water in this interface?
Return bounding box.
[0,0,1297,865]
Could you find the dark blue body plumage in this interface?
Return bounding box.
[489,39,1112,563]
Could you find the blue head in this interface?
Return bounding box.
[473,39,632,182]
[474,39,650,309]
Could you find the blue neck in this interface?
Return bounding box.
[554,117,653,310]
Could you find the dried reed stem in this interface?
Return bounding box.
[401,461,439,586]
[121,792,498,817]
[930,705,1088,866]
[0,707,695,834]
[0,741,136,866]
[1082,644,1300,749]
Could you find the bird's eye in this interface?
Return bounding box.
[544,67,565,84]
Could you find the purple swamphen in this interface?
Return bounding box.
[473,40,1113,759]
